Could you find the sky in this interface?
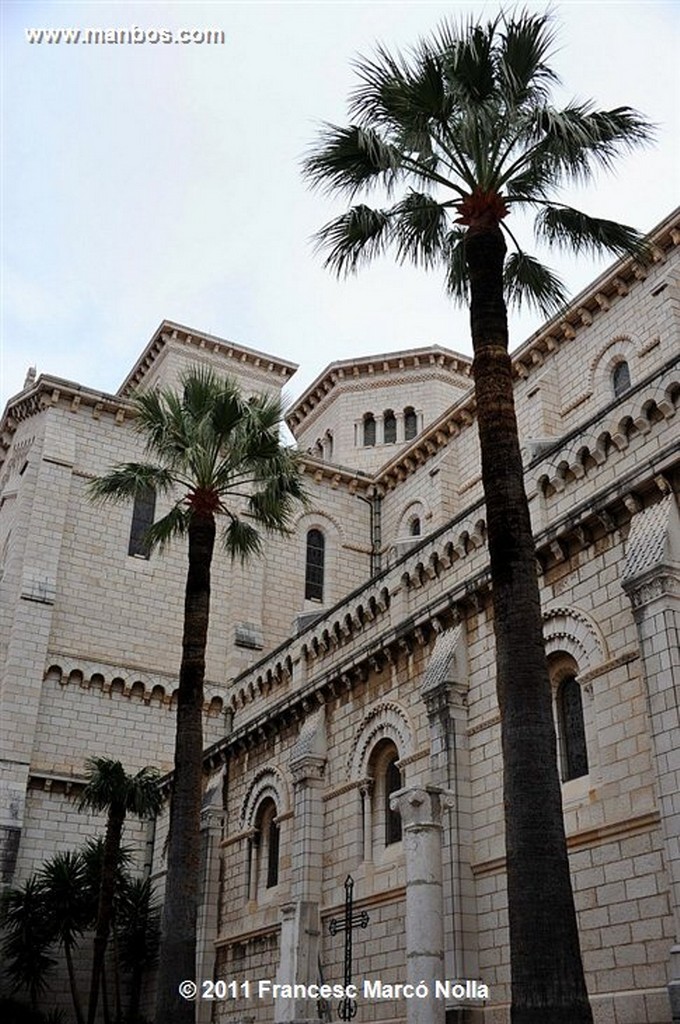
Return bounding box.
[1,0,678,412]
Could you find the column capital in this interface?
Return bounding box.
[390,785,455,829]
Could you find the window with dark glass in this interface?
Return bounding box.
[128,486,156,558]
[384,410,397,444]
[404,407,417,440]
[266,817,280,888]
[409,516,421,537]
[558,676,589,781]
[613,360,631,397]
[385,754,402,845]
[305,529,325,602]
[363,414,376,447]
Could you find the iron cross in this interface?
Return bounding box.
[328,875,369,1020]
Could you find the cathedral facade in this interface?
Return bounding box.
[1,208,679,1024]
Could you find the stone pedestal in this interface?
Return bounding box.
[390,785,454,1024]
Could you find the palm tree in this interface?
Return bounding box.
[115,877,161,1023]
[38,851,91,1024]
[303,12,653,1023]
[1,877,56,1011]
[88,367,305,1024]
[78,759,162,1024]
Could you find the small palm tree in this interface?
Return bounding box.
[88,367,305,1024]
[115,877,161,1023]
[303,12,653,1023]
[38,851,91,1024]
[78,759,162,1024]
[1,877,56,1011]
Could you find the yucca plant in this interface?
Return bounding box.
[304,12,654,1023]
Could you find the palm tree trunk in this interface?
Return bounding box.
[465,226,593,1024]
[64,940,86,1024]
[88,804,125,1024]
[154,512,215,1024]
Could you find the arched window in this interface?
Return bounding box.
[404,407,417,440]
[128,486,156,559]
[252,798,280,893]
[367,739,403,850]
[612,360,631,397]
[409,516,421,537]
[363,413,376,447]
[305,529,325,602]
[557,676,589,782]
[384,410,397,444]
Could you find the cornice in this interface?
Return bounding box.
[118,320,298,397]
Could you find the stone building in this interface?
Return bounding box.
[0,207,679,1024]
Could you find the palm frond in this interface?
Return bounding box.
[534,205,648,259]
[441,227,469,304]
[524,102,654,186]
[144,503,191,552]
[438,17,497,105]
[313,205,392,276]
[222,516,263,563]
[393,191,449,268]
[87,464,174,504]
[502,248,568,316]
[302,124,401,197]
[498,10,559,106]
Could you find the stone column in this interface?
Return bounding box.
[390,786,454,1024]
[196,772,225,1024]
[622,496,680,1021]
[395,411,405,443]
[274,708,327,1024]
[359,779,373,864]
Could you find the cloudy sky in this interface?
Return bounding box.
[1,1,678,410]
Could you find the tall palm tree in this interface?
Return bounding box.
[78,759,162,1024]
[303,12,653,1023]
[88,367,305,1024]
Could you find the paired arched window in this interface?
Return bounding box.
[128,486,156,559]
[305,529,325,602]
[612,360,631,397]
[363,414,376,447]
[404,407,417,440]
[384,410,397,444]
[557,675,589,782]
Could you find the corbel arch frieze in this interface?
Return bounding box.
[542,605,608,673]
[347,701,415,781]
[240,765,291,828]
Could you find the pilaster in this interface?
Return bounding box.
[274,708,327,1024]
[622,496,680,1021]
